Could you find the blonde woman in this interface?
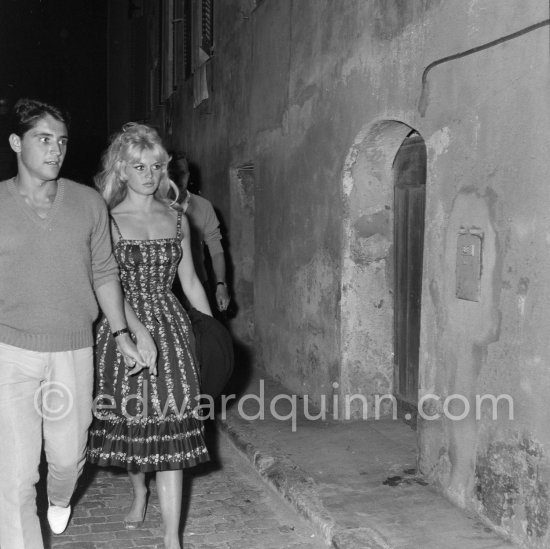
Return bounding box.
[87,123,211,549]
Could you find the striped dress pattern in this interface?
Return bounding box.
[87,212,209,472]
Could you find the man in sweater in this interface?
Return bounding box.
[0,98,155,549]
[171,153,231,313]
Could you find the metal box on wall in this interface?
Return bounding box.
[456,228,483,302]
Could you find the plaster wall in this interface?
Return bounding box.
[417,15,550,545]
[133,0,550,543]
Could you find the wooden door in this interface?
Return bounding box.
[393,133,426,422]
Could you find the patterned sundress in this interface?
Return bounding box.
[87,211,209,472]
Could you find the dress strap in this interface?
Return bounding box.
[176,210,183,240]
[110,216,123,240]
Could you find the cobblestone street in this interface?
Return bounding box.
[39,425,325,549]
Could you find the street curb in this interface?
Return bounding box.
[217,417,336,545]
[217,417,391,549]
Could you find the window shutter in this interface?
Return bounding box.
[201,0,213,57]
[183,1,192,78]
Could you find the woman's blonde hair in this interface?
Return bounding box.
[95,122,179,209]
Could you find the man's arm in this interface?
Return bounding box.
[201,200,231,311]
[211,252,230,311]
[95,279,147,370]
[178,215,213,316]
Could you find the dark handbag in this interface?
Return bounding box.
[187,308,234,398]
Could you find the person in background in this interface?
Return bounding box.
[0,99,154,549]
[171,152,231,313]
[88,123,212,549]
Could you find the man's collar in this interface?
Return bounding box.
[182,189,191,212]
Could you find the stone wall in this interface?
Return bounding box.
[108,0,550,543]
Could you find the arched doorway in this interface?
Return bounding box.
[392,132,427,422]
[340,121,426,421]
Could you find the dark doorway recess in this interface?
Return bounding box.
[393,131,427,426]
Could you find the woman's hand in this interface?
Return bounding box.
[133,326,158,376]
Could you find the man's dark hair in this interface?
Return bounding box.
[10,98,70,137]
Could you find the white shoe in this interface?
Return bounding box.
[47,501,71,534]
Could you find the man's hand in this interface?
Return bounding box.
[115,333,148,376]
[216,284,230,311]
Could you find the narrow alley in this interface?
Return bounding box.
[43,424,324,549]
[41,369,516,549]
[1,1,550,548]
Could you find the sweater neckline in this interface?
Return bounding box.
[8,177,65,229]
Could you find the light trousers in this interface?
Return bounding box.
[0,343,93,549]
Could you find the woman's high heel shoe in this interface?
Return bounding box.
[123,501,147,530]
